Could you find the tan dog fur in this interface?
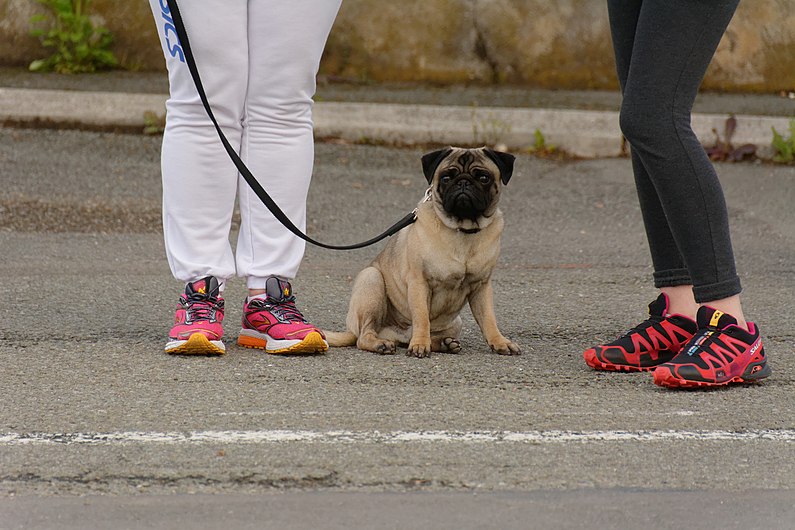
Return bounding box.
[325,147,520,357]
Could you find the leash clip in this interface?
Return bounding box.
[412,187,433,219]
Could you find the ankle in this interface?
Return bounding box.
[703,295,749,331]
[660,286,699,320]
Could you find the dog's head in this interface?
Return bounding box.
[421,146,515,231]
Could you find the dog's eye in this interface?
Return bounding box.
[440,173,454,184]
[474,171,492,184]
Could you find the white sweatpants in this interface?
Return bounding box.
[148,0,341,289]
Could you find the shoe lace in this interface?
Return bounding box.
[623,315,663,337]
[183,293,223,321]
[682,328,722,357]
[249,296,307,323]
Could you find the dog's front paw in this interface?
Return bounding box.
[407,340,432,358]
[490,339,521,356]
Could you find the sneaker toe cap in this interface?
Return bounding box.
[583,347,602,368]
[654,364,710,387]
[672,364,711,382]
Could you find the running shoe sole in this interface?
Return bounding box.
[583,348,655,373]
[165,333,225,355]
[653,362,772,389]
[238,329,328,354]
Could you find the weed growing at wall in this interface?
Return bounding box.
[526,129,566,159]
[143,111,166,135]
[771,119,795,164]
[705,116,756,162]
[29,0,118,74]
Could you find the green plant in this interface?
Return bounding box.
[143,111,166,135]
[29,0,118,74]
[526,129,560,158]
[771,119,795,164]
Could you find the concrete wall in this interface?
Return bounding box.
[2,0,794,92]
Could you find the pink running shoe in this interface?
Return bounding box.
[165,276,225,355]
[238,277,328,354]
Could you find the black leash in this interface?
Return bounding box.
[166,0,417,250]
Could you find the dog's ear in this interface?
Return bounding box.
[421,147,453,184]
[484,148,515,185]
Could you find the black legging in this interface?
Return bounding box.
[608,0,741,303]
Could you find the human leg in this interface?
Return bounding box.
[583,1,694,372]
[235,0,342,288]
[616,0,742,306]
[612,0,770,386]
[585,0,756,373]
[607,0,689,278]
[607,0,694,318]
[150,0,248,284]
[149,0,249,353]
[615,0,754,326]
[234,0,342,353]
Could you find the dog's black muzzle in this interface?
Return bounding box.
[442,178,490,221]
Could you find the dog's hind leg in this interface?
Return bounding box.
[431,337,462,354]
[347,267,396,354]
[431,317,463,353]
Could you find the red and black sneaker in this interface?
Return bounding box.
[653,306,771,389]
[583,293,697,372]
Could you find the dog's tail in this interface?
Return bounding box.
[324,330,357,347]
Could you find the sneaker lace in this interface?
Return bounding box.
[682,328,721,358]
[184,293,223,321]
[623,315,663,337]
[249,296,307,323]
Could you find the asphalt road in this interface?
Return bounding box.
[1,129,794,527]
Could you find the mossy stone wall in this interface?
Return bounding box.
[2,0,793,92]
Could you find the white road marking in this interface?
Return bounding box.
[1,429,794,446]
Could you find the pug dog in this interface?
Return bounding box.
[325,146,520,357]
